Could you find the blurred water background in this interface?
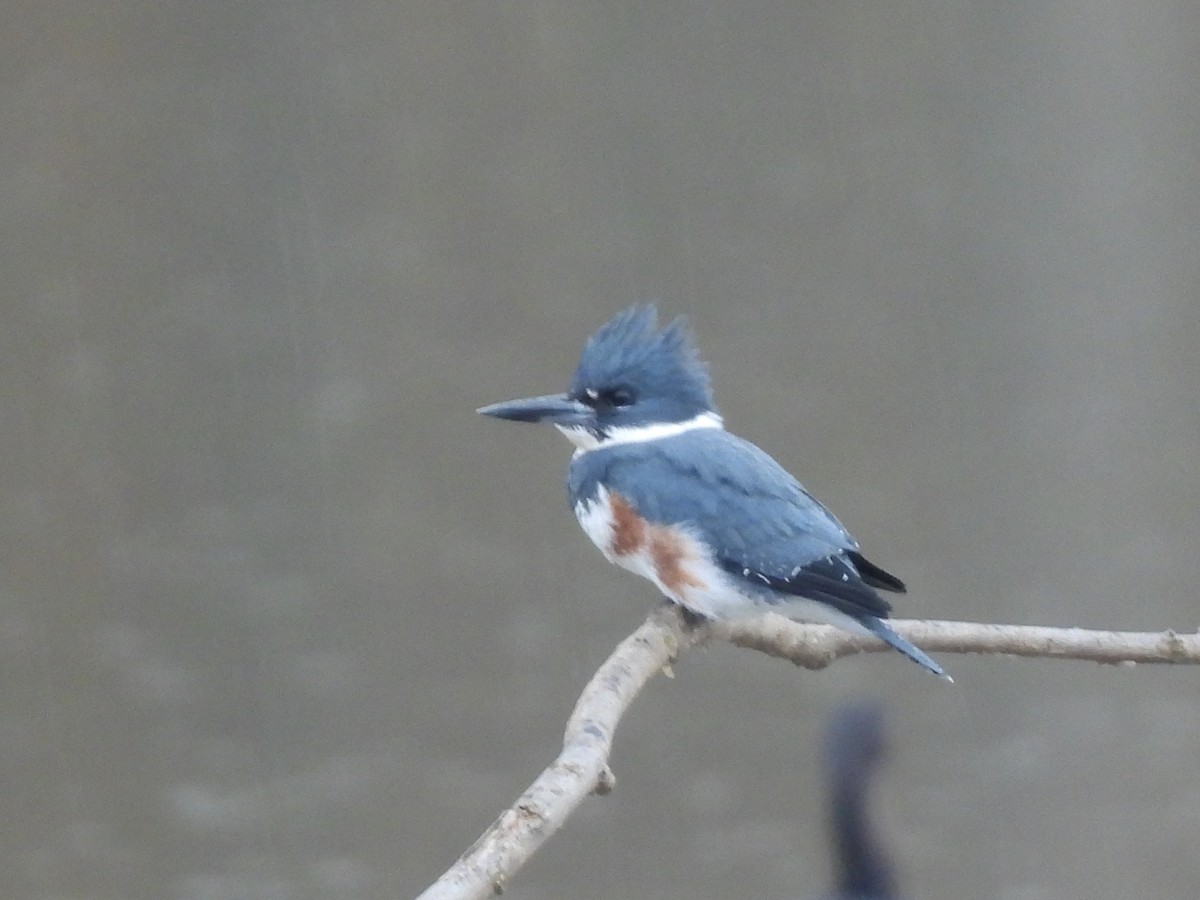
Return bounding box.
[3,3,1199,898]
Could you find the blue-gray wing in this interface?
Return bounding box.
[569,429,903,620]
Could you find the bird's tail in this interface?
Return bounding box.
[861,617,951,681]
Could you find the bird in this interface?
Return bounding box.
[477,305,948,679]
[822,701,899,899]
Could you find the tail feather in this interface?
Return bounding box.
[846,551,906,593]
[860,616,951,681]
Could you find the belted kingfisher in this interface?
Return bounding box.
[478,306,948,679]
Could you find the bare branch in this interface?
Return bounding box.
[416,609,1200,899]
[718,614,1200,669]
[417,604,700,900]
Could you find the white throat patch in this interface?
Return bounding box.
[558,410,724,456]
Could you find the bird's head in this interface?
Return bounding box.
[478,305,720,450]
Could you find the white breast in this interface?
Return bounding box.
[573,484,754,619]
[574,485,646,572]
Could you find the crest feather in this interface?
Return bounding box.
[570,304,715,414]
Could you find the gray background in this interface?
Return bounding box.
[4,2,1199,898]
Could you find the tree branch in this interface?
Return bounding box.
[416,607,1200,899]
[416,603,701,900]
[717,614,1200,669]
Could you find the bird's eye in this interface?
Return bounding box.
[577,386,635,409]
[603,387,635,407]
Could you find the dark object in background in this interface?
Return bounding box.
[824,701,898,899]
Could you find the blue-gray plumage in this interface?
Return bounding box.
[567,430,888,618]
[478,305,948,679]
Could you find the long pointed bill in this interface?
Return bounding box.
[476,393,593,427]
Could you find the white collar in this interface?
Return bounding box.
[558,410,724,455]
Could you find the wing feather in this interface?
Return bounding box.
[571,429,901,621]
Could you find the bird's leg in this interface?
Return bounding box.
[655,595,712,630]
